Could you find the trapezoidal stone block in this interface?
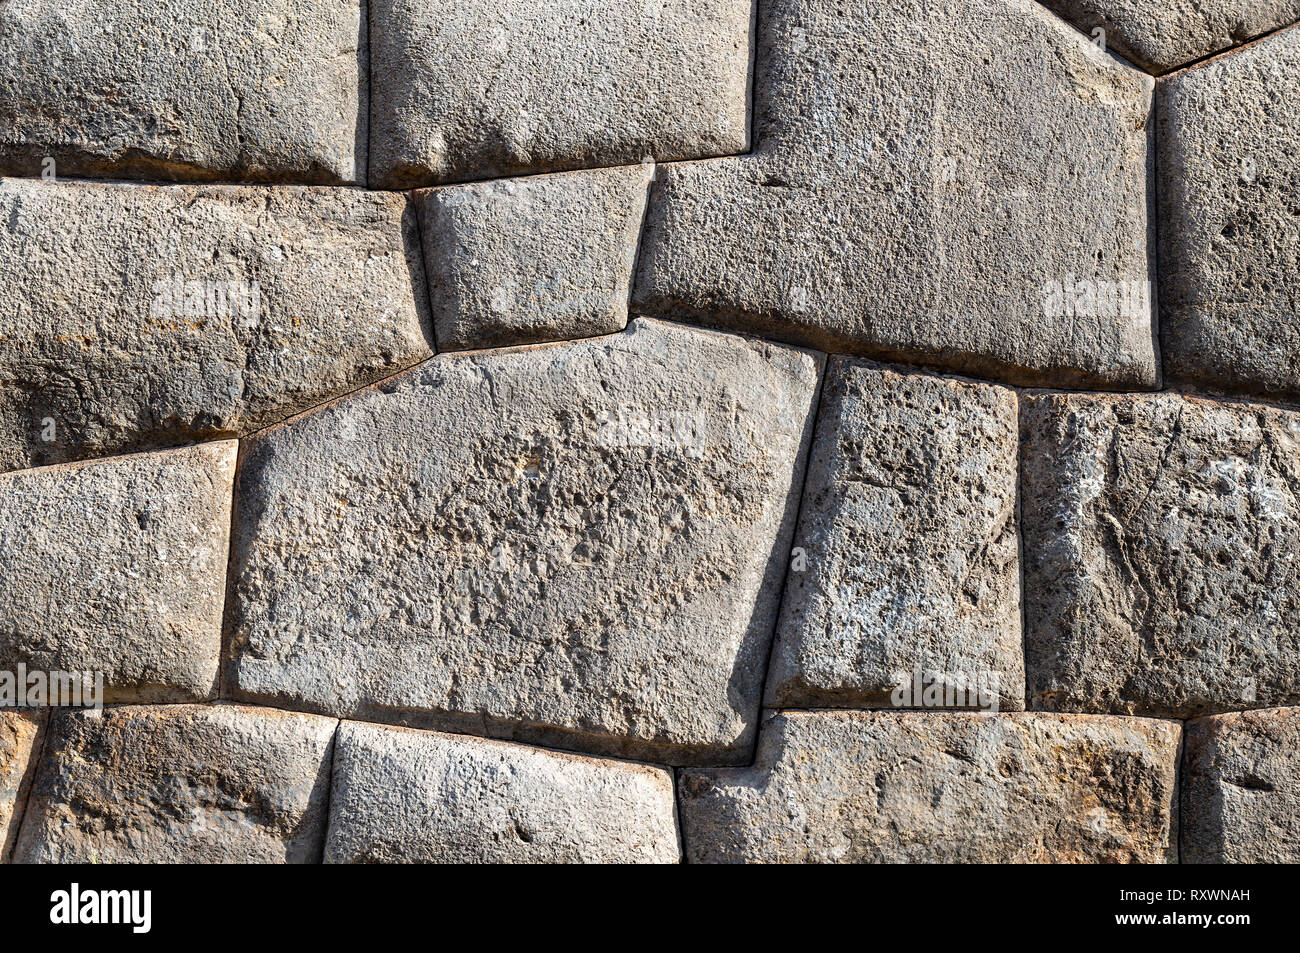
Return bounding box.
[632,0,1157,390]
[0,0,365,185]
[1021,391,1300,717]
[325,721,680,863]
[228,318,821,765]
[415,163,653,351]
[766,359,1023,710]
[1159,26,1300,403]
[0,710,45,864]
[368,0,752,189]
[1183,707,1300,863]
[1038,1,1300,73]
[0,177,431,473]
[677,711,1180,863]
[0,442,236,703]
[13,704,337,864]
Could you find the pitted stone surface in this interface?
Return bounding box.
[325,721,679,863]
[0,0,365,184]
[14,705,337,864]
[0,178,430,472]
[1021,392,1300,717]
[632,0,1156,390]
[0,442,236,703]
[416,164,653,351]
[228,318,820,765]
[1183,707,1300,863]
[368,0,751,189]
[1158,27,1300,403]
[0,710,44,864]
[1039,1,1300,73]
[677,711,1180,863]
[766,360,1023,710]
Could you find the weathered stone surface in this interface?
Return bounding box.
[0,442,236,703]
[416,164,653,351]
[1183,707,1300,863]
[368,0,751,189]
[0,710,44,864]
[325,721,679,863]
[766,360,1023,710]
[229,318,821,765]
[1040,1,1300,73]
[0,0,365,184]
[14,705,337,864]
[632,0,1156,389]
[1021,392,1300,717]
[0,177,430,472]
[1158,27,1300,403]
[678,711,1180,863]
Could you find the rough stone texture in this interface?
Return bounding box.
[0,710,44,864]
[1021,392,1300,718]
[766,360,1023,710]
[1158,27,1300,403]
[325,721,679,863]
[1040,0,1300,73]
[229,318,821,765]
[678,711,1180,863]
[1183,707,1300,863]
[0,0,365,184]
[368,0,751,189]
[14,705,337,864]
[632,0,1156,390]
[0,177,430,472]
[0,442,236,703]
[416,164,653,351]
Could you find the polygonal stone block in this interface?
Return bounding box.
[0,710,44,863]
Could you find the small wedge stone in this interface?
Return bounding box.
[0,710,44,863]
[14,705,337,864]
[1183,707,1300,863]
[325,721,679,863]
[1021,392,1300,717]
[766,359,1023,710]
[0,442,236,703]
[678,711,1180,863]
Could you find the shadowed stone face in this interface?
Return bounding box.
[0,178,431,473]
[677,711,1180,863]
[325,721,680,863]
[766,359,1023,710]
[1021,392,1300,717]
[0,711,44,864]
[14,705,338,864]
[368,0,752,189]
[0,0,366,184]
[0,442,237,703]
[228,319,820,765]
[633,0,1157,390]
[1039,0,1300,73]
[1159,27,1300,402]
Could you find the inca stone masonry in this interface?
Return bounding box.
[1,0,1298,864]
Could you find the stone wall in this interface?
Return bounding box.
[0,0,1298,864]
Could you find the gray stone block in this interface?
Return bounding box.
[1022,392,1300,717]
[1183,707,1300,863]
[766,359,1023,710]
[0,177,431,473]
[632,0,1157,390]
[416,164,652,351]
[325,721,680,863]
[368,0,752,188]
[1158,26,1300,402]
[14,704,337,864]
[228,318,821,765]
[0,442,236,704]
[0,0,365,184]
[678,710,1180,863]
